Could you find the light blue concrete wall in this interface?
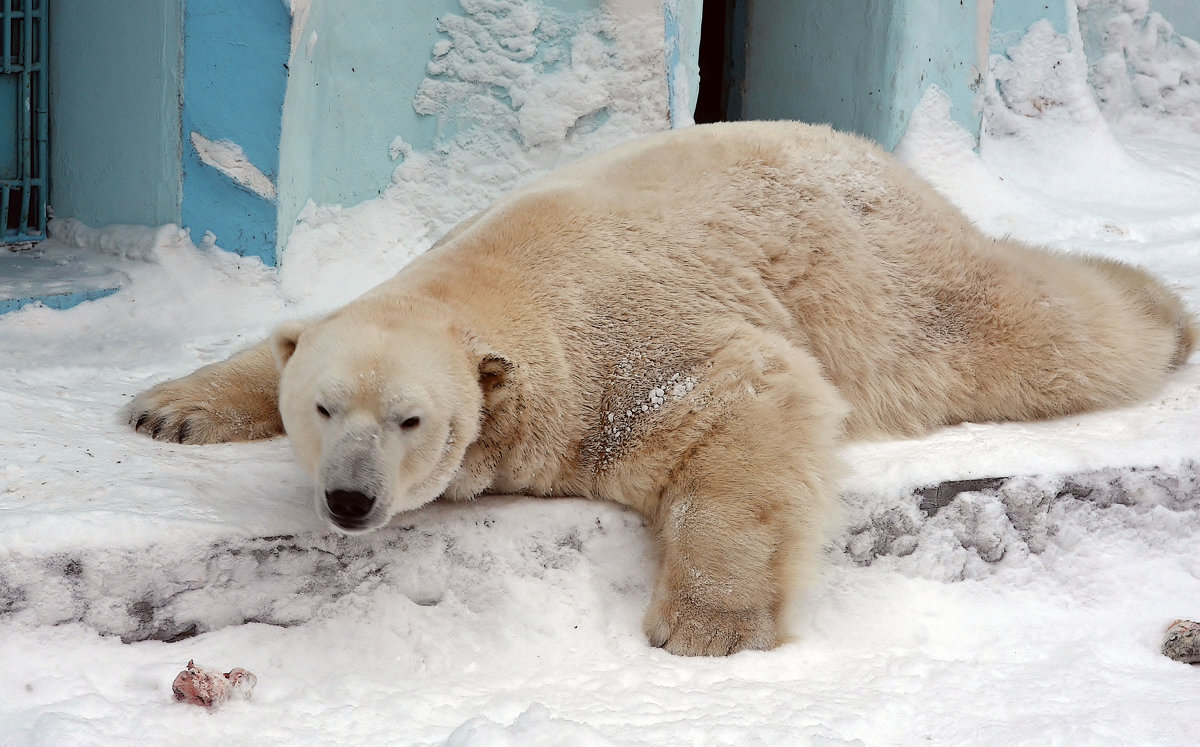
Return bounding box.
[739,0,982,150]
[182,0,289,265]
[48,0,183,227]
[989,0,1068,52]
[737,0,1079,149]
[890,0,983,143]
[665,0,703,126]
[1154,0,1200,40]
[276,0,614,254]
[277,0,461,255]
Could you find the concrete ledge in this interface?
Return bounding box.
[0,243,124,316]
[3,463,1195,643]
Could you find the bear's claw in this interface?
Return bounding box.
[128,400,230,445]
[129,404,193,443]
[128,389,226,445]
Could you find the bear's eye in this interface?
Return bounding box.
[316,404,331,419]
[400,416,421,431]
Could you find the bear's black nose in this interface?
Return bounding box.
[325,489,375,528]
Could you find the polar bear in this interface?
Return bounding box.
[129,121,1195,656]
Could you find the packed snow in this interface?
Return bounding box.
[189,133,278,201]
[2,2,1199,744]
[1081,0,1200,138]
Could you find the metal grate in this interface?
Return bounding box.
[1,0,48,243]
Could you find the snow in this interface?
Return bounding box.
[189,133,278,201]
[47,219,193,263]
[285,0,311,65]
[0,231,126,309]
[2,4,1200,745]
[1082,0,1200,139]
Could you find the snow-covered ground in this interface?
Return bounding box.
[2,5,1199,746]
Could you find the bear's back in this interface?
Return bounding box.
[395,122,1189,441]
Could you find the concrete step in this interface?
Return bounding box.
[0,242,124,314]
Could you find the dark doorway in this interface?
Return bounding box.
[694,0,745,124]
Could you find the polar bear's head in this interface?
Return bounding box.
[270,310,507,533]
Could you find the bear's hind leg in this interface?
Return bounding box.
[127,342,283,444]
[642,332,846,656]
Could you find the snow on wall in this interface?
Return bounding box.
[280,0,670,307]
[903,2,1200,248]
[1080,0,1200,134]
[189,134,278,201]
[663,0,702,127]
[284,0,311,65]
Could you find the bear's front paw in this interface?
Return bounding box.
[127,378,281,444]
[127,381,229,444]
[643,595,779,656]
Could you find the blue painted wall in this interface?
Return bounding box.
[181,0,289,265]
[48,0,183,227]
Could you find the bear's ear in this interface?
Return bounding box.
[270,320,309,372]
[478,352,513,395]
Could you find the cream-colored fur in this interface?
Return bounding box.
[128,122,1195,656]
